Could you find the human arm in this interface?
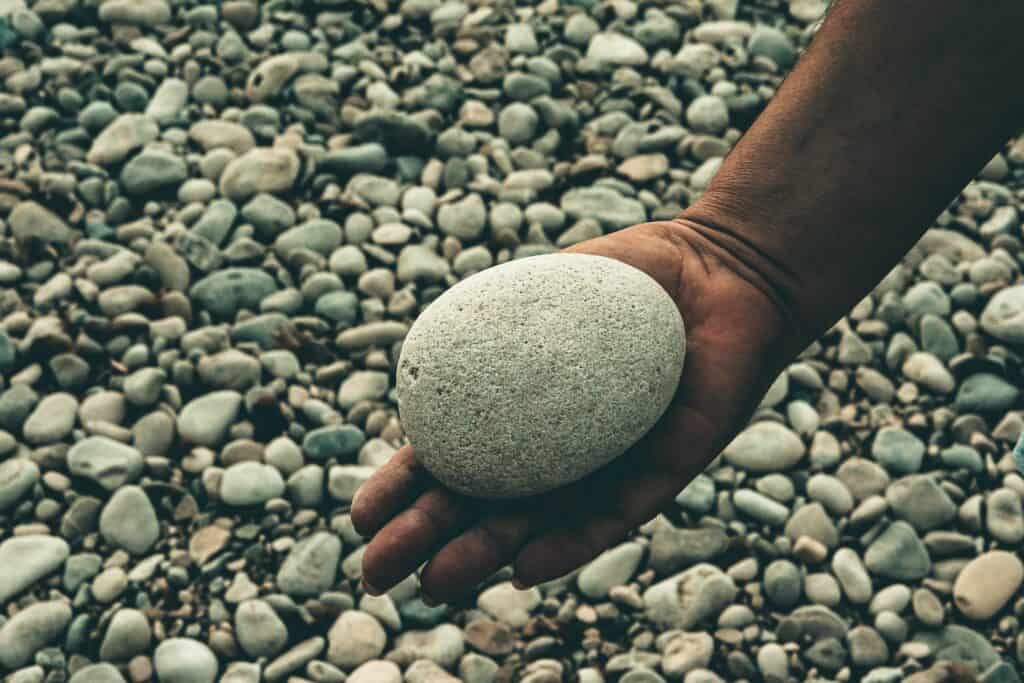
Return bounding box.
[352,0,1024,602]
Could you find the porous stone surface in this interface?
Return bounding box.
[397,253,685,498]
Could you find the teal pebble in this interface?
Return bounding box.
[302,425,366,460]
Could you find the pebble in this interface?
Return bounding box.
[392,624,465,669]
[0,535,70,603]
[276,531,342,596]
[399,254,684,498]
[437,193,487,240]
[953,550,1024,620]
[864,521,931,580]
[643,564,738,629]
[327,610,387,669]
[871,427,925,474]
[478,582,542,628]
[980,284,1024,342]
[121,149,188,196]
[70,664,127,683]
[235,599,289,658]
[177,390,242,446]
[349,661,402,683]
[0,600,73,669]
[68,437,144,490]
[219,148,301,201]
[99,608,151,661]
[22,393,77,446]
[578,541,645,599]
[190,269,279,318]
[99,486,160,554]
[87,113,159,165]
[885,475,956,532]
[586,33,649,66]
[153,638,218,683]
[987,487,1024,543]
[0,457,39,510]
[722,421,805,472]
[98,0,170,26]
[832,548,873,604]
[220,462,286,506]
[338,371,390,409]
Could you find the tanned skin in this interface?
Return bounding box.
[351,0,1024,603]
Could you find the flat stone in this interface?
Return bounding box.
[586,32,649,65]
[177,390,243,446]
[398,254,685,499]
[398,244,450,283]
[437,193,487,241]
[785,502,839,548]
[189,120,256,155]
[220,462,286,506]
[121,150,188,196]
[303,424,367,460]
[68,436,144,490]
[912,625,999,672]
[561,187,647,230]
[722,421,805,472]
[0,457,39,510]
[146,77,188,123]
[153,638,218,683]
[98,0,170,26]
[327,611,386,669]
[219,147,301,201]
[831,548,872,605]
[327,465,374,502]
[864,521,930,580]
[871,426,925,474]
[70,664,127,683]
[618,154,669,182]
[99,608,151,661]
[190,268,279,319]
[9,201,73,244]
[276,531,342,596]
[392,624,465,669]
[477,582,541,628]
[650,523,729,574]
[0,535,70,603]
[981,284,1024,343]
[235,599,289,658]
[986,487,1024,544]
[0,600,72,669]
[99,485,159,555]
[274,219,343,259]
[643,563,738,629]
[955,373,1020,413]
[87,113,159,165]
[886,475,956,532]
[349,661,402,683]
[338,371,390,409]
[578,541,644,599]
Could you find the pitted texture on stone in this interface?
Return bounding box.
[397,253,685,499]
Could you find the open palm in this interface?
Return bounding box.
[351,218,793,602]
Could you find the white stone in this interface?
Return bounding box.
[398,254,685,499]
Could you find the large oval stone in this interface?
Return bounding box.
[397,253,685,499]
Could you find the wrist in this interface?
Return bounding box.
[673,200,814,360]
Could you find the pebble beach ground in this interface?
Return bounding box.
[0,0,1023,682]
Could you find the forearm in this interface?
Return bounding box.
[680,0,1024,348]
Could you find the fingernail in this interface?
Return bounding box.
[361,578,383,596]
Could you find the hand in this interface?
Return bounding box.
[351,218,798,603]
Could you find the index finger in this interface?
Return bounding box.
[351,445,431,536]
